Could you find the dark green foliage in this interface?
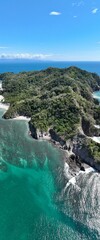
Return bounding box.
[85,139,100,162]
[1,66,100,142]
[94,106,100,125]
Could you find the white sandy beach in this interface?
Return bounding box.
[0,94,31,121]
[0,103,9,110]
[0,95,9,110]
[0,95,4,102]
[41,134,51,140]
[94,125,100,129]
[0,82,3,91]
[91,136,100,144]
[13,116,31,121]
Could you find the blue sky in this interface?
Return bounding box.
[0,0,100,61]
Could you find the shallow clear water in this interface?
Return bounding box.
[0,109,100,240]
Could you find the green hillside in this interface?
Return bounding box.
[1,66,100,162]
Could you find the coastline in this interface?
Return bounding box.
[90,136,100,144]
[28,124,98,174]
[0,95,10,111]
[0,103,9,110]
[0,87,100,174]
[0,95,31,121]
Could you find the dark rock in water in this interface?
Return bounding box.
[66,157,81,177]
[0,161,8,172]
[28,122,38,139]
[68,145,71,151]
[70,154,75,161]
[80,165,85,171]
[63,144,68,150]
[75,155,81,166]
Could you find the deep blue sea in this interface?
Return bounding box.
[0,60,100,75]
[0,61,100,240]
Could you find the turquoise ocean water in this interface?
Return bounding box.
[0,109,100,240]
[0,61,100,239]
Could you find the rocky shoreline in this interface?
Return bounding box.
[0,89,100,175]
[0,108,99,175]
[28,122,100,175]
[0,99,99,175]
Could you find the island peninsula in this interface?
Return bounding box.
[0,66,100,171]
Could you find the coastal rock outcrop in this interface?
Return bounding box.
[72,135,100,172]
[29,122,38,139]
[49,129,66,146]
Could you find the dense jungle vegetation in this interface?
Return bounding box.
[0,66,100,161]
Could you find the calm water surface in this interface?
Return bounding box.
[0,60,100,75]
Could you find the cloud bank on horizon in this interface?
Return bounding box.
[0,53,53,60]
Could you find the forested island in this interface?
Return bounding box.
[0,66,100,170]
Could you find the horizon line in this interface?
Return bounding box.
[0,59,100,62]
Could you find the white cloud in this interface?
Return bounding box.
[0,53,52,60]
[49,11,61,16]
[92,8,98,14]
[72,1,84,7]
[0,46,8,49]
